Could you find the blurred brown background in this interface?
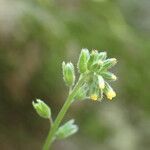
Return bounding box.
[0,0,150,150]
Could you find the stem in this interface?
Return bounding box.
[42,76,85,150]
[49,117,53,127]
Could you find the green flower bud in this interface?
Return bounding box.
[77,48,90,73]
[32,99,51,119]
[88,77,99,101]
[90,60,103,72]
[98,52,107,61]
[101,72,117,81]
[104,82,116,100]
[87,50,99,70]
[102,58,117,70]
[62,62,75,87]
[74,83,88,100]
[55,119,78,139]
[98,75,105,89]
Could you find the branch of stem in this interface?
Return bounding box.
[42,75,85,150]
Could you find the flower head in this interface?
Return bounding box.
[76,49,117,101]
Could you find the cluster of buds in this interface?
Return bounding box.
[63,49,117,101]
[32,49,118,147]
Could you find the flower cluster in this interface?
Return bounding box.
[32,49,118,150]
[63,49,117,101]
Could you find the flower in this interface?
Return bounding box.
[90,94,98,101]
[77,49,117,101]
[104,82,116,100]
[106,90,116,100]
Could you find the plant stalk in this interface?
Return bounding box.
[42,76,84,150]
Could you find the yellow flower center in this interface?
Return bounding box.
[106,91,116,100]
[90,94,98,101]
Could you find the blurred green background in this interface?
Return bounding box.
[0,0,150,149]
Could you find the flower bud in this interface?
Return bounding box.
[102,72,117,81]
[90,60,103,72]
[32,99,51,119]
[104,82,116,100]
[98,75,105,89]
[90,94,98,101]
[55,119,78,139]
[77,48,90,73]
[88,79,99,101]
[98,52,107,60]
[74,83,88,101]
[102,58,117,70]
[62,62,75,87]
[87,50,99,70]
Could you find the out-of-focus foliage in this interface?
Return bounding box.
[0,0,150,150]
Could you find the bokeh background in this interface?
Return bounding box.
[0,0,150,149]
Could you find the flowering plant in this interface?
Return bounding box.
[32,49,117,150]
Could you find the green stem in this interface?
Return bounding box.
[49,117,53,127]
[42,76,85,150]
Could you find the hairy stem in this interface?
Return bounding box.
[42,76,85,150]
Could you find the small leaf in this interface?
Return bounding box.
[55,119,78,139]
